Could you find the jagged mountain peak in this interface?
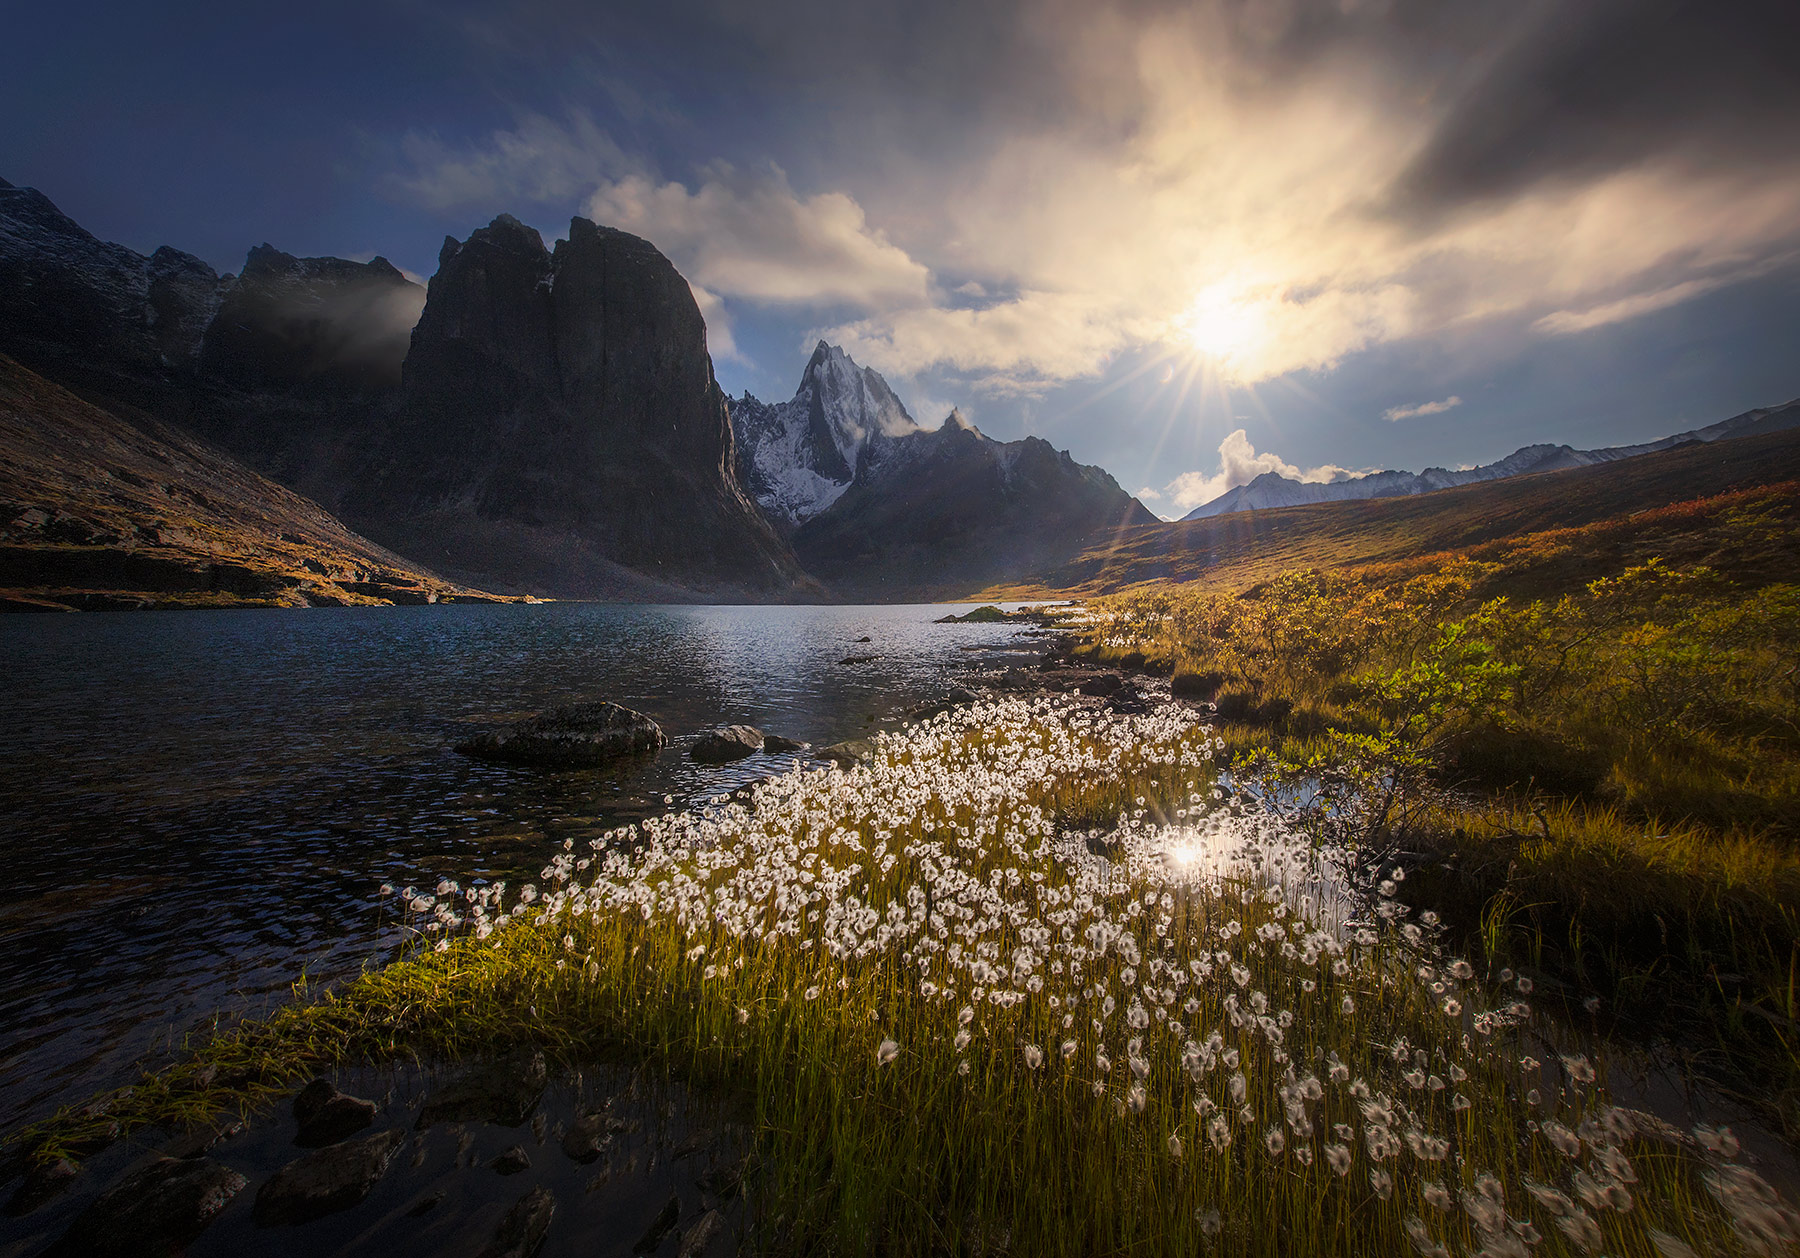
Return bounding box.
[730,341,921,526]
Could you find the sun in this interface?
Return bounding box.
[1176,284,1264,372]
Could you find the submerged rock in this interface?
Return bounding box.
[47,1156,245,1256]
[252,1127,403,1225]
[690,726,764,763]
[416,1049,548,1128]
[762,733,808,753]
[478,1185,557,1258]
[292,1077,377,1147]
[679,1208,726,1257]
[561,1111,612,1163]
[5,1155,77,1216]
[456,703,665,768]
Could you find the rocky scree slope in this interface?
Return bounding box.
[0,353,504,611]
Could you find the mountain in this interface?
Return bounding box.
[730,341,1156,597]
[342,214,812,600]
[1183,401,1800,519]
[731,341,921,527]
[0,179,225,380]
[0,353,504,611]
[1008,423,1800,599]
[788,402,1157,599]
[198,244,424,394]
[0,183,814,602]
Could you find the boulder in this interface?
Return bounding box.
[490,1145,531,1175]
[47,1157,245,1256]
[252,1128,403,1225]
[478,1186,557,1258]
[292,1077,377,1147]
[561,1111,612,1163]
[762,734,808,753]
[633,1192,681,1253]
[814,739,874,768]
[690,726,764,763]
[416,1049,548,1128]
[456,703,665,768]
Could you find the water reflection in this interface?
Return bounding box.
[0,602,1033,1131]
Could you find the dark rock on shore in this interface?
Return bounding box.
[478,1185,557,1258]
[561,1111,613,1163]
[46,1156,246,1256]
[906,686,980,723]
[416,1049,548,1128]
[456,704,665,768]
[253,1127,403,1225]
[762,733,808,753]
[815,739,874,767]
[691,725,764,763]
[679,1208,726,1257]
[292,1077,377,1147]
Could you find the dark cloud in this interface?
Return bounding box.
[1396,0,1800,211]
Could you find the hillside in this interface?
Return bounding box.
[0,354,510,610]
[981,426,1800,599]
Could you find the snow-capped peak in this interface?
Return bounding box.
[731,342,922,526]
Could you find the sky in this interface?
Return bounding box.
[4,0,1799,517]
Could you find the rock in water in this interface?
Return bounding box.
[456,704,665,768]
[690,726,765,763]
[47,1157,245,1256]
[478,1186,557,1258]
[416,1049,548,1128]
[291,1077,377,1147]
[252,1128,403,1225]
[762,733,807,753]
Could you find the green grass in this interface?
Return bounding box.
[9,701,1793,1256]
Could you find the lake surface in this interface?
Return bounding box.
[0,602,1048,1134]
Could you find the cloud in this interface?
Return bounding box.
[1155,429,1352,516]
[585,164,930,309]
[384,110,631,214]
[1383,395,1462,422]
[407,2,1800,396]
[1135,485,1163,502]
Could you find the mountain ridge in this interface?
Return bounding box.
[1183,401,1800,519]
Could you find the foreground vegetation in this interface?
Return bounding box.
[1081,483,1800,1140]
[11,699,1798,1255]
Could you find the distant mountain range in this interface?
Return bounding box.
[1183,402,1800,519]
[4,173,1797,607]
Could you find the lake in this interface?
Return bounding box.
[0,601,1047,1134]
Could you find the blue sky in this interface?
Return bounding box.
[5,0,1798,516]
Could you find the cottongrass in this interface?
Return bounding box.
[392,694,1797,1256]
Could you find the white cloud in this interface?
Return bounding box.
[1135,484,1163,502]
[1155,429,1352,516]
[1383,395,1462,421]
[586,164,930,310]
[1531,278,1732,336]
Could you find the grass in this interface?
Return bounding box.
[8,700,1794,1255]
[1075,481,1800,1146]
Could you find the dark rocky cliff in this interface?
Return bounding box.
[199,245,424,394]
[349,215,811,599]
